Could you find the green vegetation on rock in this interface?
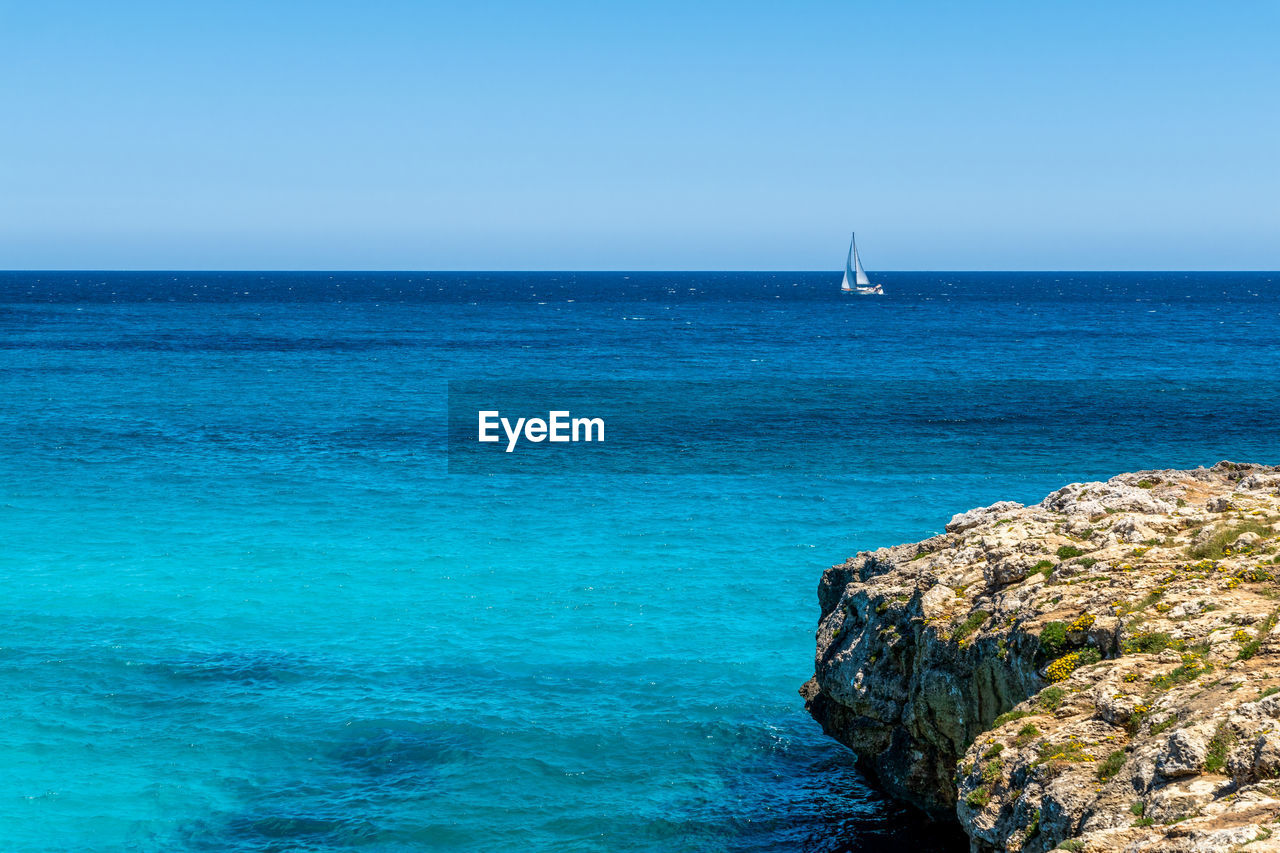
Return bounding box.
[1040,621,1067,656]
[1097,749,1126,782]
[1204,722,1234,774]
[952,609,990,644]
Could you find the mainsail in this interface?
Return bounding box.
[853,237,870,286]
[841,232,871,291]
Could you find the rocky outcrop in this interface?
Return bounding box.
[804,462,1280,851]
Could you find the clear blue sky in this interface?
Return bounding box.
[2,1,1277,270]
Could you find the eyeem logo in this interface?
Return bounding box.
[478,411,605,452]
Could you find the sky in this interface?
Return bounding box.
[1,1,1277,270]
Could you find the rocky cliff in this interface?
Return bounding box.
[803,462,1280,852]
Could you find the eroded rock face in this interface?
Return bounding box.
[805,462,1280,851]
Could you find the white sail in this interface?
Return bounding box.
[853,238,870,286]
[841,234,855,291]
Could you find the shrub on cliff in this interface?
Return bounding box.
[1036,686,1067,711]
[965,787,991,808]
[1238,609,1280,661]
[1040,622,1067,656]
[953,609,990,644]
[1188,519,1276,560]
[1204,722,1234,774]
[1046,648,1101,682]
[1097,749,1126,782]
[1122,631,1179,654]
[1068,613,1096,632]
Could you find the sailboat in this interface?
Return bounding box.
[841,232,883,295]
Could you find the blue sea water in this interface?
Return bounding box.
[0,271,1277,852]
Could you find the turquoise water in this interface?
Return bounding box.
[1,271,1277,852]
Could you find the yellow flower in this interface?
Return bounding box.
[1069,613,1096,632]
[1047,652,1082,683]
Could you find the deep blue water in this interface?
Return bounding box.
[0,271,1276,852]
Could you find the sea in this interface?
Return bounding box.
[0,271,1276,852]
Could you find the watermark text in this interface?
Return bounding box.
[477,410,605,452]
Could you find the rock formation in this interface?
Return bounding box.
[803,462,1280,852]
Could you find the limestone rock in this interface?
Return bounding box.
[805,462,1280,852]
[948,500,1025,533]
[1157,726,1210,778]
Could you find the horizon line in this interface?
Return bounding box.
[2,269,1278,275]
